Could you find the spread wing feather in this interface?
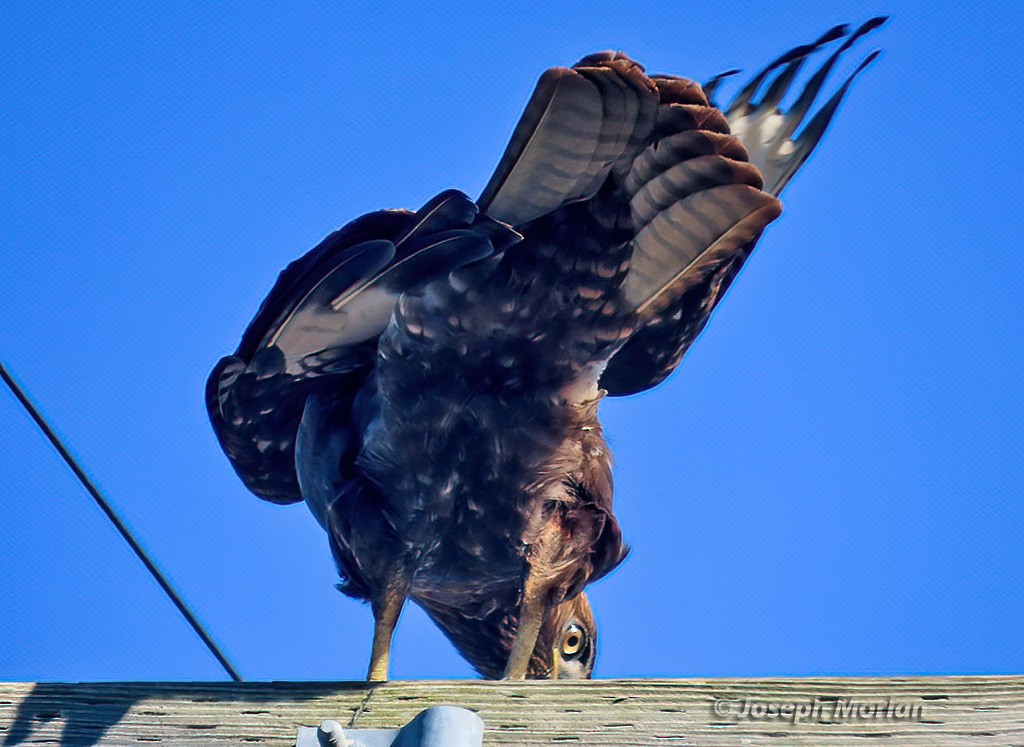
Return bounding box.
[207,191,518,503]
[479,54,658,226]
[716,17,887,196]
[475,52,782,396]
[600,21,883,395]
[593,69,780,395]
[623,185,781,318]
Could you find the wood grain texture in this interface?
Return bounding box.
[1,678,1022,746]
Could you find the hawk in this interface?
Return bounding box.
[207,20,884,680]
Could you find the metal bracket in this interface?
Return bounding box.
[295,705,484,747]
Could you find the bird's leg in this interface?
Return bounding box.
[503,543,557,680]
[367,583,407,682]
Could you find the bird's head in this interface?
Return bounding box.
[534,592,598,679]
[422,591,598,679]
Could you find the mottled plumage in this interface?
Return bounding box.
[208,22,884,679]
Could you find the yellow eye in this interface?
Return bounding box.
[560,623,585,658]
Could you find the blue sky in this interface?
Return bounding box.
[2,0,1022,681]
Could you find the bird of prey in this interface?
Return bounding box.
[207,20,885,680]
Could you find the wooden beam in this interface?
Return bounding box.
[1,677,1022,746]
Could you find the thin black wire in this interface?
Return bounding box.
[0,361,242,682]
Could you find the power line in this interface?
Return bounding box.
[0,361,242,682]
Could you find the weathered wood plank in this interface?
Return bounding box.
[1,678,1021,746]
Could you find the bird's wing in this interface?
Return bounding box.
[473,53,780,395]
[599,21,884,396]
[715,17,886,197]
[207,191,519,503]
[478,52,659,227]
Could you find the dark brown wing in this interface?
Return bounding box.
[596,74,780,395]
[477,52,781,396]
[479,52,659,227]
[207,191,518,503]
[599,21,884,395]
